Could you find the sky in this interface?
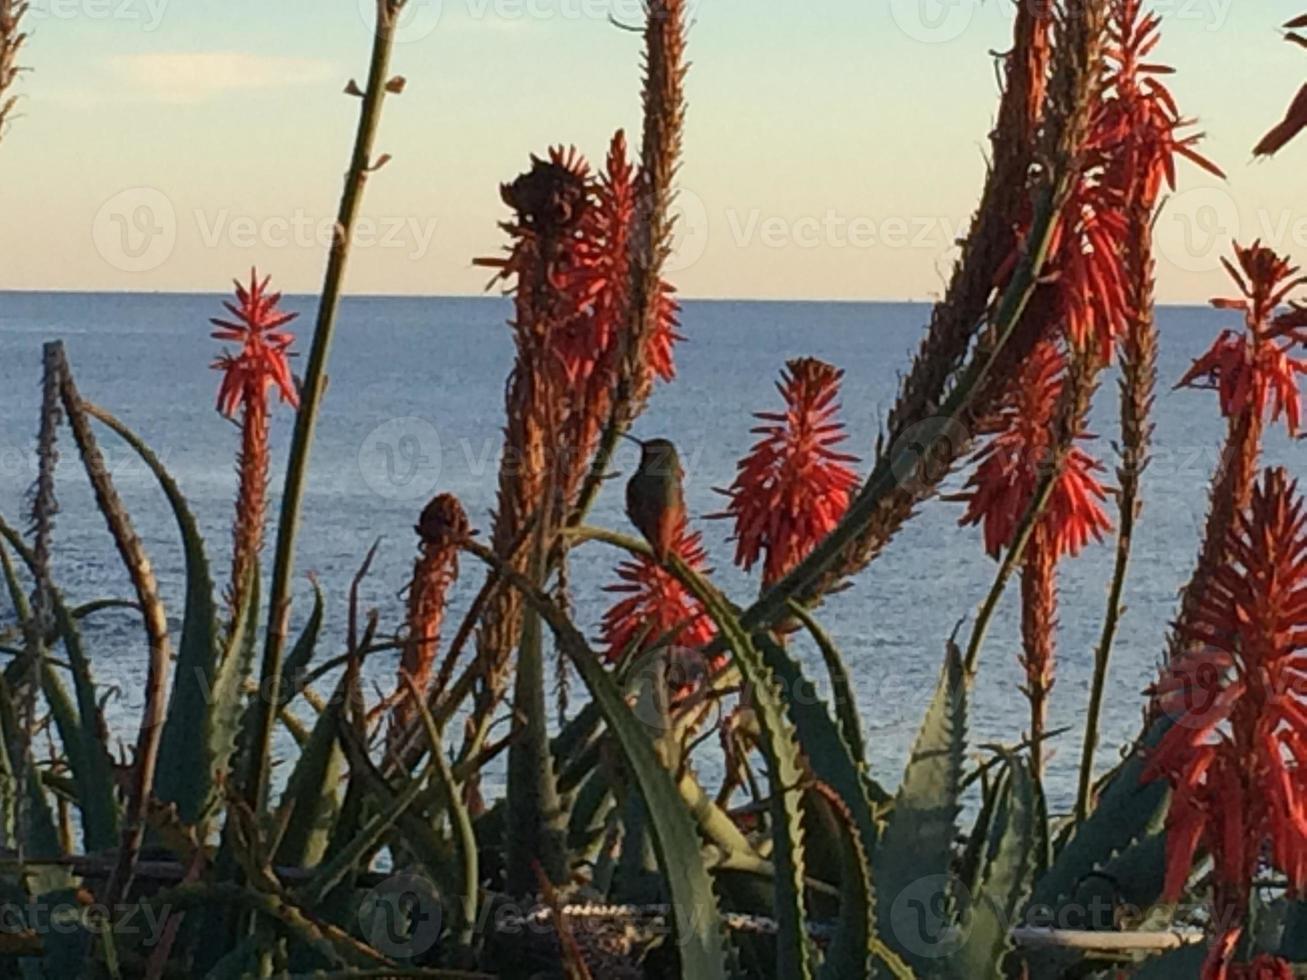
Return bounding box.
[0,0,1304,301]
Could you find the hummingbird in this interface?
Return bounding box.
[623,435,685,563]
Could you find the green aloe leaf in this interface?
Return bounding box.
[1029,717,1172,911]
[464,538,730,980]
[0,674,67,893]
[0,528,119,852]
[300,721,441,909]
[279,577,325,706]
[949,756,1039,979]
[407,680,479,946]
[788,602,868,767]
[85,405,225,826]
[679,573,813,980]
[505,565,566,893]
[874,641,967,974]
[205,568,261,813]
[45,602,119,851]
[274,676,347,869]
[1023,830,1171,980]
[754,633,889,980]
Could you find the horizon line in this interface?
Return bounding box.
[0,287,1220,310]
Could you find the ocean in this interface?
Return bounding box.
[0,292,1289,813]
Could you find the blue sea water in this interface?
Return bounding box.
[0,292,1294,813]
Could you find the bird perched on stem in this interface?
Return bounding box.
[623,434,685,563]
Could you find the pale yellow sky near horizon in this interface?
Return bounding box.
[2,0,1306,303]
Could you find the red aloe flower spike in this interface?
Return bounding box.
[1099,0,1222,210]
[997,0,1221,366]
[1178,241,1307,436]
[958,340,1112,560]
[958,340,1109,779]
[1054,178,1133,363]
[599,516,715,662]
[211,269,298,611]
[397,494,468,712]
[716,358,860,587]
[555,132,634,384]
[1146,468,1307,937]
[476,133,685,520]
[471,147,595,699]
[210,268,299,417]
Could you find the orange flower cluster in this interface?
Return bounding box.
[1098,0,1222,211]
[210,270,299,608]
[998,0,1219,365]
[211,270,299,418]
[1178,242,1307,435]
[717,358,860,587]
[598,517,714,662]
[958,341,1111,559]
[1147,469,1307,947]
[554,132,681,388]
[479,134,682,489]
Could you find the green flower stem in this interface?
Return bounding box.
[248,0,403,812]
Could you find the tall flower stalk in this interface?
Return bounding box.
[717,357,859,589]
[569,0,688,523]
[473,146,592,711]
[759,0,1113,631]
[211,270,299,613]
[954,0,1155,742]
[471,140,684,891]
[474,148,592,888]
[1078,0,1219,819]
[958,340,1111,776]
[1147,468,1307,979]
[248,0,405,812]
[877,0,1052,545]
[458,0,689,895]
[1166,242,1307,665]
[472,138,685,710]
